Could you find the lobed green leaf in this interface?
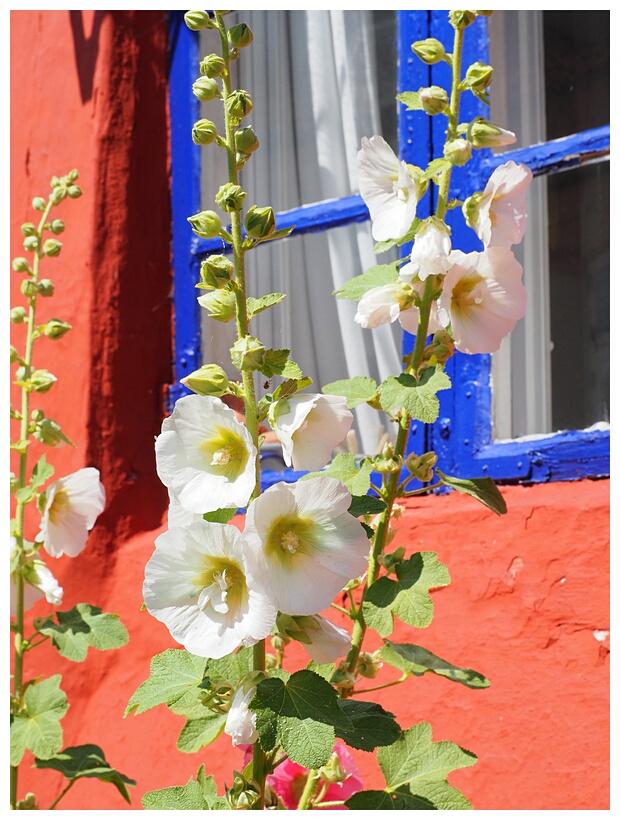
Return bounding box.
[302,452,373,496]
[321,376,378,408]
[334,263,399,301]
[346,788,437,810]
[247,292,286,319]
[10,675,68,765]
[38,603,128,663]
[124,649,209,718]
[396,90,423,110]
[348,494,387,518]
[34,744,135,804]
[177,713,227,754]
[142,766,228,810]
[379,368,451,424]
[335,699,402,752]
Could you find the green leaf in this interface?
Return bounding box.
[321,376,378,408]
[203,507,238,524]
[348,494,387,518]
[125,649,209,718]
[302,453,373,496]
[142,765,228,810]
[334,263,399,301]
[362,552,450,638]
[10,675,68,765]
[346,788,437,810]
[251,669,353,769]
[396,90,423,110]
[31,454,54,488]
[436,469,507,515]
[379,368,451,424]
[177,713,227,753]
[425,158,452,181]
[305,661,335,681]
[247,292,286,319]
[280,359,303,379]
[34,744,136,804]
[380,641,490,689]
[373,238,398,255]
[335,699,402,752]
[259,225,295,243]
[272,376,313,401]
[37,604,128,663]
[206,645,253,687]
[377,723,477,809]
[260,349,303,380]
[15,486,36,504]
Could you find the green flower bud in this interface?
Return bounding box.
[226,771,259,810]
[230,336,265,371]
[319,752,347,784]
[380,545,407,573]
[228,23,253,49]
[10,345,19,364]
[200,254,234,288]
[244,205,275,240]
[192,118,219,145]
[197,289,237,322]
[265,653,278,670]
[42,238,62,257]
[215,182,247,213]
[38,279,55,297]
[12,257,30,273]
[357,650,383,680]
[192,76,219,102]
[187,210,223,239]
[419,85,449,115]
[450,10,477,29]
[33,417,71,446]
[180,363,230,397]
[31,408,45,422]
[200,680,235,714]
[424,329,455,365]
[43,318,72,340]
[20,279,38,298]
[67,185,82,199]
[412,38,446,64]
[200,54,226,78]
[235,126,259,155]
[444,138,473,166]
[10,472,19,494]
[270,633,290,652]
[184,10,213,31]
[10,306,27,323]
[50,188,67,205]
[468,117,516,149]
[21,222,37,237]
[405,450,438,483]
[466,61,493,92]
[16,794,37,811]
[226,89,253,120]
[462,191,483,230]
[23,236,39,252]
[374,442,404,474]
[66,168,79,182]
[49,219,65,235]
[32,197,46,211]
[30,369,57,393]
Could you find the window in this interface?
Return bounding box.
[168,11,610,485]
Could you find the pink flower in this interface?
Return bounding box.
[267,742,362,810]
[469,160,533,248]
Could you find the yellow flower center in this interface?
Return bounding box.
[265,513,319,565]
[200,426,249,481]
[48,489,70,524]
[195,557,246,615]
[451,271,485,310]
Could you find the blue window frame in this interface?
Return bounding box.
[167,11,610,487]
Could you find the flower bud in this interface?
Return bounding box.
[265,653,278,670]
[216,182,247,213]
[42,238,62,257]
[244,205,275,240]
[67,168,79,182]
[12,257,30,273]
[67,185,82,199]
[20,279,38,298]
[192,76,219,102]
[31,408,44,422]
[33,417,67,446]
[49,219,65,235]
[226,771,259,810]
[319,752,347,784]
[406,450,438,483]
[412,38,445,64]
[181,363,230,397]
[10,345,19,364]
[450,10,477,29]
[43,318,72,340]
[184,10,213,31]
[468,117,517,149]
[192,119,219,145]
[50,188,67,205]
[226,90,253,120]
[30,369,57,394]
[32,197,46,211]
[228,23,253,49]
[357,650,383,679]
[23,236,39,253]
[374,441,404,474]
[201,680,235,714]
[380,545,406,573]
[461,191,483,230]
[200,254,234,288]
[21,222,37,237]
[425,329,455,364]
[235,126,259,155]
[197,289,237,322]
[187,210,223,238]
[419,85,449,115]
[16,794,37,811]
[444,138,473,166]
[466,61,493,92]
[10,471,19,493]
[38,279,55,297]
[10,306,27,323]
[230,336,265,371]
[200,54,226,78]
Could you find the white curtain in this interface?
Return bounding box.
[201,11,401,455]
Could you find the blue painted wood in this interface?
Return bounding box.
[168,13,202,409]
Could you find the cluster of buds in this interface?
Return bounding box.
[226,770,260,810]
[356,650,383,680]
[422,329,456,368]
[200,680,235,715]
[406,450,438,483]
[373,441,404,474]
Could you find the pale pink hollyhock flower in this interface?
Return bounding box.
[354,282,413,329]
[438,247,526,354]
[244,477,369,616]
[297,614,352,664]
[267,742,363,810]
[224,683,258,746]
[269,394,353,472]
[10,539,64,616]
[399,221,453,282]
[471,160,533,248]
[143,520,277,659]
[36,467,105,558]
[357,135,424,242]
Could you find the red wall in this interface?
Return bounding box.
[10,11,609,811]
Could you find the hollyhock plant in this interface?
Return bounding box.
[355,279,442,337]
[155,394,257,514]
[36,467,106,558]
[244,477,369,615]
[357,135,426,242]
[465,160,533,248]
[143,520,277,659]
[269,393,353,472]
[438,247,526,354]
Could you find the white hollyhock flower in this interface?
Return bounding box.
[357,135,424,242]
[269,394,353,472]
[143,520,277,659]
[224,683,258,746]
[355,281,414,329]
[36,467,105,558]
[399,221,453,282]
[470,161,533,248]
[10,540,64,616]
[155,395,257,514]
[244,477,369,616]
[298,614,352,664]
[167,489,203,528]
[438,247,526,354]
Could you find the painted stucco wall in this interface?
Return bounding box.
[10,10,609,811]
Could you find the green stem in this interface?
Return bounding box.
[436,24,465,221]
[48,779,75,810]
[297,770,319,811]
[402,481,443,497]
[313,800,346,808]
[352,674,409,695]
